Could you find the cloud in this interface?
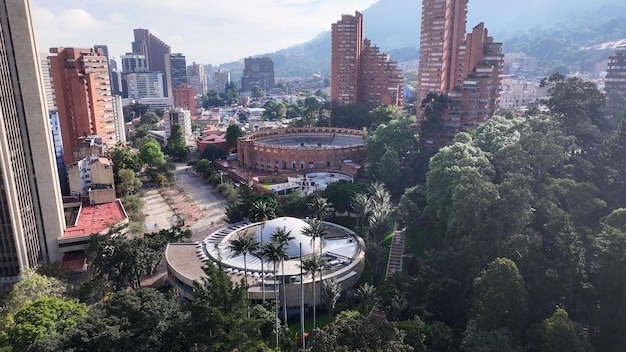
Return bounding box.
[109,13,125,24]
[30,0,378,64]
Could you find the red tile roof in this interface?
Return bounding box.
[62,200,127,238]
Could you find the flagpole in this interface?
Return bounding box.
[300,243,305,351]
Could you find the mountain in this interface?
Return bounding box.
[217,0,624,79]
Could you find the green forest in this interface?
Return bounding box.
[1,74,626,351]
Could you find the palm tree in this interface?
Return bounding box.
[351,192,372,235]
[307,196,334,220]
[321,278,341,319]
[368,205,394,243]
[357,282,376,314]
[370,181,391,207]
[227,231,259,307]
[301,219,327,255]
[365,240,386,285]
[271,226,294,323]
[250,200,276,303]
[300,254,325,329]
[260,240,287,347]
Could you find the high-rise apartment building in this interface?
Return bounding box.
[169,53,187,89]
[417,0,503,146]
[331,12,403,106]
[606,45,626,95]
[173,84,197,115]
[0,0,66,283]
[187,62,207,95]
[213,69,231,92]
[48,47,119,164]
[241,57,274,92]
[132,29,171,95]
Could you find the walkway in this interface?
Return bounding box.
[369,227,406,319]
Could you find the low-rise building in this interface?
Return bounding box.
[67,155,116,205]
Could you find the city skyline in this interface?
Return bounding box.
[31,0,379,66]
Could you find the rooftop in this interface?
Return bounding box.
[62,200,127,238]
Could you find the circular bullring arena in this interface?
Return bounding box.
[237,127,367,173]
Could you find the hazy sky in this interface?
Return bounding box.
[30,0,378,66]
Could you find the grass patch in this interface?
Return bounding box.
[287,310,332,337]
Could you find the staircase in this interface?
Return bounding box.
[369,228,406,319]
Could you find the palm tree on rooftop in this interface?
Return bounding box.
[301,218,327,255]
[228,230,259,315]
[250,199,276,303]
[260,240,287,348]
[300,254,325,329]
[271,226,294,323]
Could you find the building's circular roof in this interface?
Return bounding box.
[254,217,318,258]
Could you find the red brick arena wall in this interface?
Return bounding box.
[237,127,367,172]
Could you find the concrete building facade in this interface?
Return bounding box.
[125,71,166,99]
[131,28,171,96]
[237,127,367,172]
[331,12,403,107]
[212,69,230,92]
[164,108,194,145]
[48,47,119,164]
[606,45,626,94]
[173,83,197,115]
[121,52,148,73]
[241,57,275,92]
[67,155,116,205]
[417,0,503,146]
[0,0,66,283]
[187,62,207,95]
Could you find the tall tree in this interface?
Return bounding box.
[271,226,294,321]
[322,180,367,217]
[300,255,325,329]
[228,231,259,308]
[301,219,328,255]
[225,124,244,151]
[139,141,165,167]
[117,168,142,196]
[593,226,626,351]
[166,124,189,160]
[259,240,287,346]
[351,192,372,235]
[533,308,588,352]
[309,311,413,352]
[249,199,276,303]
[187,262,267,350]
[307,196,334,220]
[2,297,86,351]
[365,120,421,193]
[472,258,527,342]
[36,289,189,352]
[541,73,607,150]
[321,278,341,319]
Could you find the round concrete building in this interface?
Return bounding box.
[165,217,365,312]
[237,127,367,172]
